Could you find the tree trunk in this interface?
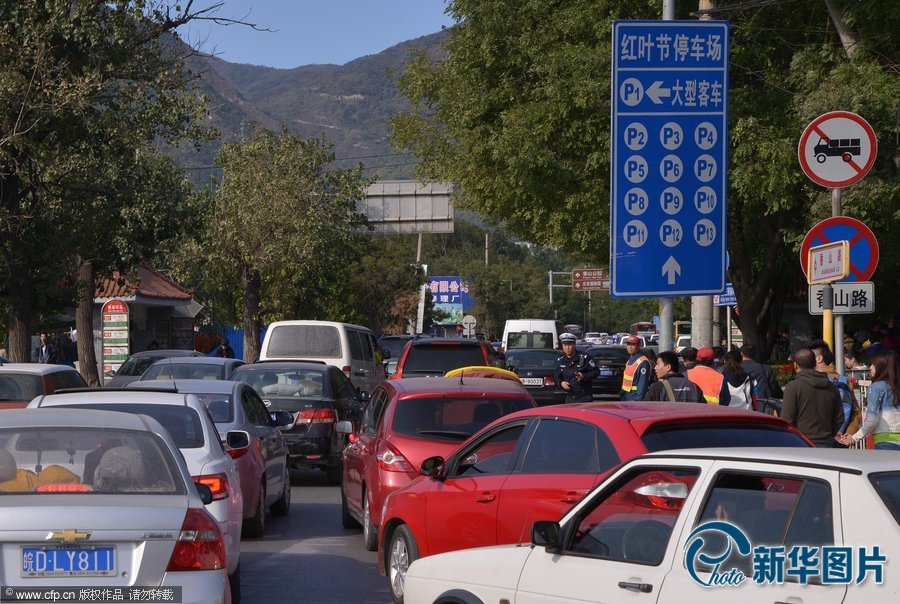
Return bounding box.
[75,256,101,386]
[4,244,32,363]
[242,264,261,362]
[824,0,859,59]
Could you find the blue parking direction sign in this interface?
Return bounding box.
[713,282,736,307]
[610,21,730,297]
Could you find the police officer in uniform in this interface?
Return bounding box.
[554,333,599,402]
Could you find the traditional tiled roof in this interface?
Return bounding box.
[95,262,192,301]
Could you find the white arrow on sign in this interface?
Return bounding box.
[574,272,582,279]
[662,256,681,285]
[646,81,671,104]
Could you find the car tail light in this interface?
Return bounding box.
[191,473,229,501]
[166,508,226,572]
[376,442,415,473]
[226,446,249,460]
[35,484,92,493]
[342,365,352,378]
[544,377,555,386]
[630,482,690,511]
[295,408,336,424]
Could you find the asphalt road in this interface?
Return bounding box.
[240,470,391,604]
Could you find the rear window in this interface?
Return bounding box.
[391,396,534,440]
[505,350,559,369]
[194,394,235,423]
[870,472,900,526]
[0,374,42,401]
[640,424,811,452]
[507,332,555,349]
[586,347,629,362]
[233,368,328,398]
[0,427,183,495]
[116,357,157,377]
[63,404,205,449]
[379,338,412,358]
[267,325,342,358]
[143,363,223,381]
[403,345,486,373]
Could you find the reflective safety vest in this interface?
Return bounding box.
[687,365,724,404]
[622,355,649,393]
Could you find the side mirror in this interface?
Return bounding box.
[194,482,214,505]
[335,420,354,435]
[531,520,562,552]
[270,411,294,427]
[225,430,251,452]
[420,456,446,480]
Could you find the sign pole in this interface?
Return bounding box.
[655,0,676,352]
[823,283,835,351]
[726,305,732,350]
[832,187,845,375]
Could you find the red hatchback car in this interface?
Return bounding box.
[388,338,498,379]
[377,402,814,603]
[337,377,536,551]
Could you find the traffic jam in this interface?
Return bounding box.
[2,4,899,604]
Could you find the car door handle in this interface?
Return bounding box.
[475,492,496,503]
[618,582,653,593]
[354,371,366,377]
[561,490,585,503]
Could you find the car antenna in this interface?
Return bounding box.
[516,510,532,547]
[458,369,464,385]
[169,357,178,391]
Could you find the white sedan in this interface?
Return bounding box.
[403,448,900,604]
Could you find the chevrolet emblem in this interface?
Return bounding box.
[47,529,91,543]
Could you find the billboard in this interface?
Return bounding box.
[427,276,474,325]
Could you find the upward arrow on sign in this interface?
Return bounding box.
[662,256,681,285]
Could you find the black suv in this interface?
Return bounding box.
[390,337,499,379]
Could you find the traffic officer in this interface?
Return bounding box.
[620,335,652,400]
[554,333,599,402]
[682,347,730,405]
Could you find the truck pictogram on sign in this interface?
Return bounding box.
[813,137,860,164]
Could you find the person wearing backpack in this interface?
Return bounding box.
[722,350,754,410]
[645,350,704,403]
[809,340,862,436]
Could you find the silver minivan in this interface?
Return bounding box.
[259,320,384,395]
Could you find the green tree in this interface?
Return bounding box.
[393,0,900,360]
[177,128,373,361]
[0,1,220,363]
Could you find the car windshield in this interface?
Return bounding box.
[0,427,183,495]
[507,332,555,349]
[115,357,158,377]
[62,404,205,449]
[233,368,327,398]
[0,374,42,401]
[402,345,485,373]
[391,396,534,440]
[193,393,235,423]
[143,363,223,381]
[870,472,900,526]
[641,424,811,452]
[505,350,559,370]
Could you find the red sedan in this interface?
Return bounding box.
[337,377,536,551]
[377,402,814,603]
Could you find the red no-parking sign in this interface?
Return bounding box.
[798,111,878,188]
[800,216,879,282]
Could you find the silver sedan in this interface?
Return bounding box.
[0,408,227,603]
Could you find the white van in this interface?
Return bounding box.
[501,319,563,353]
[259,321,384,394]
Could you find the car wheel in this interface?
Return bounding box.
[242,482,266,538]
[228,563,241,604]
[816,153,826,163]
[325,461,342,485]
[270,467,291,516]
[341,486,360,529]
[388,525,419,604]
[363,494,377,551]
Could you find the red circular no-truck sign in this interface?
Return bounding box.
[800,216,879,282]
[798,111,877,188]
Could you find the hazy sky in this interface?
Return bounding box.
[179,1,454,68]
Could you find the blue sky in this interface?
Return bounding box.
[179,1,454,68]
